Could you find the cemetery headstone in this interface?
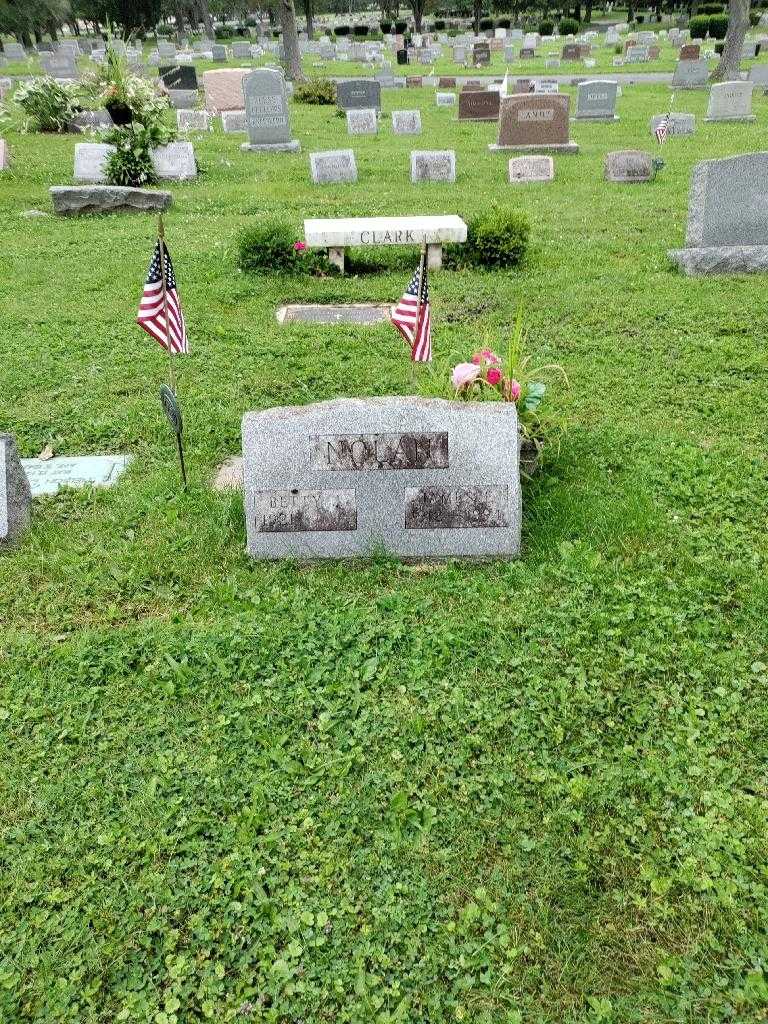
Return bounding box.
[679,42,700,59]
[202,68,249,112]
[491,93,578,153]
[241,68,300,151]
[438,76,456,87]
[458,89,500,120]
[242,397,522,560]
[520,47,535,58]
[5,43,26,60]
[508,154,554,182]
[669,152,768,274]
[177,109,210,131]
[222,110,247,132]
[391,107,422,134]
[406,76,423,87]
[436,92,456,106]
[0,139,8,171]
[336,79,381,111]
[562,42,581,60]
[74,142,114,183]
[346,107,377,134]
[575,79,619,120]
[160,64,198,90]
[473,42,491,65]
[410,150,456,182]
[649,111,695,136]
[310,149,358,184]
[705,81,755,122]
[150,141,197,180]
[0,435,31,545]
[604,149,653,182]
[672,58,709,88]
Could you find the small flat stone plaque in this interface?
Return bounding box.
[21,455,131,496]
[277,304,392,324]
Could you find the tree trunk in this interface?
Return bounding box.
[199,0,215,37]
[410,0,424,32]
[712,0,750,79]
[302,0,314,39]
[573,1,582,22]
[585,0,592,21]
[473,0,482,32]
[48,21,59,41]
[279,0,306,80]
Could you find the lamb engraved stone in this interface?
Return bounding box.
[0,435,32,545]
[669,152,768,274]
[242,397,522,560]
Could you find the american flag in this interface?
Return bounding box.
[655,111,670,146]
[137,238,189,354]
[391,257,431,362]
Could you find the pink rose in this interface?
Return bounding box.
[486,367,502,386]
[452,362,481,389]
[481,349,501,364]
[471,352,481,365]
[293,241,307,251]
[509,379,522,401]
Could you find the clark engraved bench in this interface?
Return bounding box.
[303,215,468,273]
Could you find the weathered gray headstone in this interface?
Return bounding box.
[68,109,113,132]
[150,141,196,180]
[50,185,173,215]
[346,107,377,134]
[649,112,695,136]
[221,109,247,132]
[508,154,553,182]
[0,435,31,545]
[241,67,300,151]
[604,149,653,182]
[392,109,422,134]
[705,81,755,122]
[74,142,115,183]
[410,149,456,182]
[21,455,131,496]
[177,109,210,131]
[669,152,768,273]
[575,79,619,120]
[4,43,26,60]
[0,138,8,171]
[672,58,709,88]
[242,397,522,560]
[336,79,381,111]
[310,149,358,184]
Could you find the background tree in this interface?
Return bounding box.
[278,0,305,79]
[409,0,432,32]
[712,0,750,79]
[301,0,313,39]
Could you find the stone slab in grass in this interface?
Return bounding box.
[242,397,522,561]
[508,154,554,182]
[276,303,393,325]
[604,149,653,182]
[51,186,173,216]
[21,455,132,496]
[1,435,32,545]
[649,112,695,137]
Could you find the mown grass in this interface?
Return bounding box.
[0,82,767,1023]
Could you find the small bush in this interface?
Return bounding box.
[688,14,710,38]
[334,24,350,35]
[714,41,724,53]
[750,10,760,25]
[496,17,511,28]
[352,24,369,35]
[293,78,335,104]
[539,19,555,34]
[480,17,494,30]
[12,77,77,132]
[395,20,407,32]
[698,3,724,13]
[214,26,230,38]
[614,42,622,53]
[237,221,332,275]
[559,16,579,34]
[708,13,728,37]
[434,18,446,29]
[156,24,174,36]
[380,20,392,32]
[446,209,530,270]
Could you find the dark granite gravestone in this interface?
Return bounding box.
[397,48,408,64]
[669,152,768,274]
[242,397,522,560]
[0,434,31,545]
[336,79,381,111]
[458,89,500,120]
[491,93,578,152]
[473,42,491,65]
[159,64,198,90]
[562,43,581,60]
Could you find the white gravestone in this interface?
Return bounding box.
[410,150,456,183]
[309,150,358,184]
[346,108,377,134]
[391,109,422,134]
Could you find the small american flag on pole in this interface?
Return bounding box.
[654,111,670,146]
[137,235,189,354]
[391,252,432,362]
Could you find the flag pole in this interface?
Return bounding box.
[413,243,427,359]
[157,214,176,394]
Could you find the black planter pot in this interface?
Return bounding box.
[105,101,133,125]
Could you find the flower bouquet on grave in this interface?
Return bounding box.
[450,310,567,477]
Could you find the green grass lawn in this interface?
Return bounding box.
[1,82,768,1023]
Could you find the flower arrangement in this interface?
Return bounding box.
[450,309,567,475]
[81,46,171,127]
[8,77,79,133]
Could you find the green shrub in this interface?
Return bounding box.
[496,17,511,28]
[539,18,555,34]
[708,13,728,36]
[334,24,350,35]
[395,20,407,32]
[434,18,446,29]
[480,17,494,30]
[293,77,336,104]
[380,20,392,32]
[446,209,530,270]
[559,16,579,34]
[614,42,622,53]
[103,118,176,188]
[750,10,760,24]
[237,221,332,275]
[698,3,724,13]
[714,40,724,53]
[156,24,174,36]
[688,14,710,37]
[352,24,369,35]
[214,26,230,38]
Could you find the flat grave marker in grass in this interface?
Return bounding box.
[309,149,358,185]
[21,455,132,497]
[242,397,522,561]
[604,149,653,183]
[410,149,456,183]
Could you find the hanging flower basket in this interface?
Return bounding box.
[105,100,133,125]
